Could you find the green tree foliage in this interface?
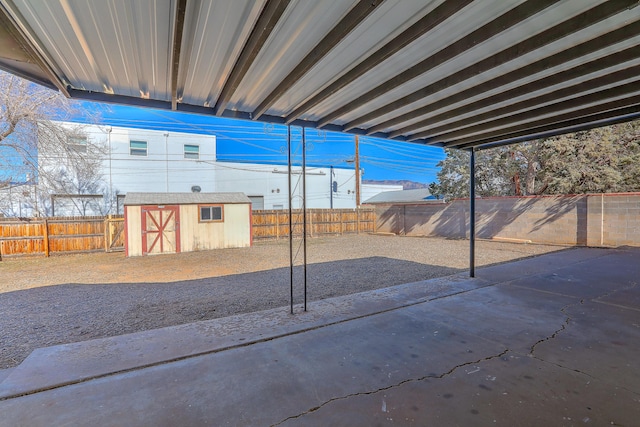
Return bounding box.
[430,121,640,200]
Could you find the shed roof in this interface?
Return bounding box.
[123,192,251,206]
[1,1,640,150]
[363,188,440,204]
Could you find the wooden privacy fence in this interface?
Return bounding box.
[0,208,374,258]
[0,215,125,258]
[252,208,375,240]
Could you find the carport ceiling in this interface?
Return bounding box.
[1,0,640,149]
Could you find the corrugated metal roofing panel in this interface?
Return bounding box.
[268,0,442,117]
[1,0,640,149]
[379,34,640,136]
[348,3,630,130]
[301,0,532,122]
[123,192,252,206]
[364,12,640,136]
[5,0,175,99]
[178,0,265,107]
[226,0,357,112]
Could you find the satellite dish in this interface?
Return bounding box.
[191,185,201,193]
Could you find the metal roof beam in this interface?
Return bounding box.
[282,0,472,124]
[462,109,640,151]
[370,3,640,135]
[407,55,640,142]
[0,2,68,95]
[67,88,438,147]
[440,80,640,145]
[213,0,291,116]
[384,21,640,136]
[170,0,187,110]
[446,93,640,148]
[315,0,561,129]
[251,0,385,120]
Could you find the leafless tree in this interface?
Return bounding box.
[0,70,107,216]
[36,123,112,216]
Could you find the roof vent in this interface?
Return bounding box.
[191,185,201,193]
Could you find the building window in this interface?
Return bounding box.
[184,144,199,159]
[199,205,223,222]
[130,140,147,156]
[68,136,87,152]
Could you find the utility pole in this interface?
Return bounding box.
[354,135,360,207]
[164,132,169,192]
[330,165,334,209]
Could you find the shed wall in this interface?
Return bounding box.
[179,204,251,252]
[125,205,142,256]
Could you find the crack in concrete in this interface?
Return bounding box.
[529,281,638,358]
[270,348,509,427]
[528,299,584,356]
[525,285,640,398]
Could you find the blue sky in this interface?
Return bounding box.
[73,101,445,184]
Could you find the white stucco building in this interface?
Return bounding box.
[37,122,366,215]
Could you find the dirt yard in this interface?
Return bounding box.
[0,234,567,368]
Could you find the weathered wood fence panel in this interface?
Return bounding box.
[0,220,45,256]
[0,216,125,258]
[47,218,105,254]
[251,208,375,240]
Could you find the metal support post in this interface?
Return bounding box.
[287,125,294,314]
[469,147,476,278]
[302,127,308,311]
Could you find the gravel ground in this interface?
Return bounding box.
[0,234,567,369]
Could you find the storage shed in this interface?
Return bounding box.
[123,192,252,257]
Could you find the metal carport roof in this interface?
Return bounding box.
[1,0,640,149]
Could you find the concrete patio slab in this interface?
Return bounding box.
[0,273,489,400]
[0,369,13,384]
[0,246,638,426]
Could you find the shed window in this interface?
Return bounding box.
[184,144,199,159]
[130,140,147,156]
[199,205,223,222]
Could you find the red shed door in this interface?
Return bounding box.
[141,205,180,255]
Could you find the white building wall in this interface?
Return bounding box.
[100,125,217,194]
[40,123,399,214]
[214,163,356,209]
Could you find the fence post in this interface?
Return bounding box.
[372,208,376,233]
[356,208,360,234]
[276,211,279,240]
[43,219,50,257]
[104,215,110,252]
